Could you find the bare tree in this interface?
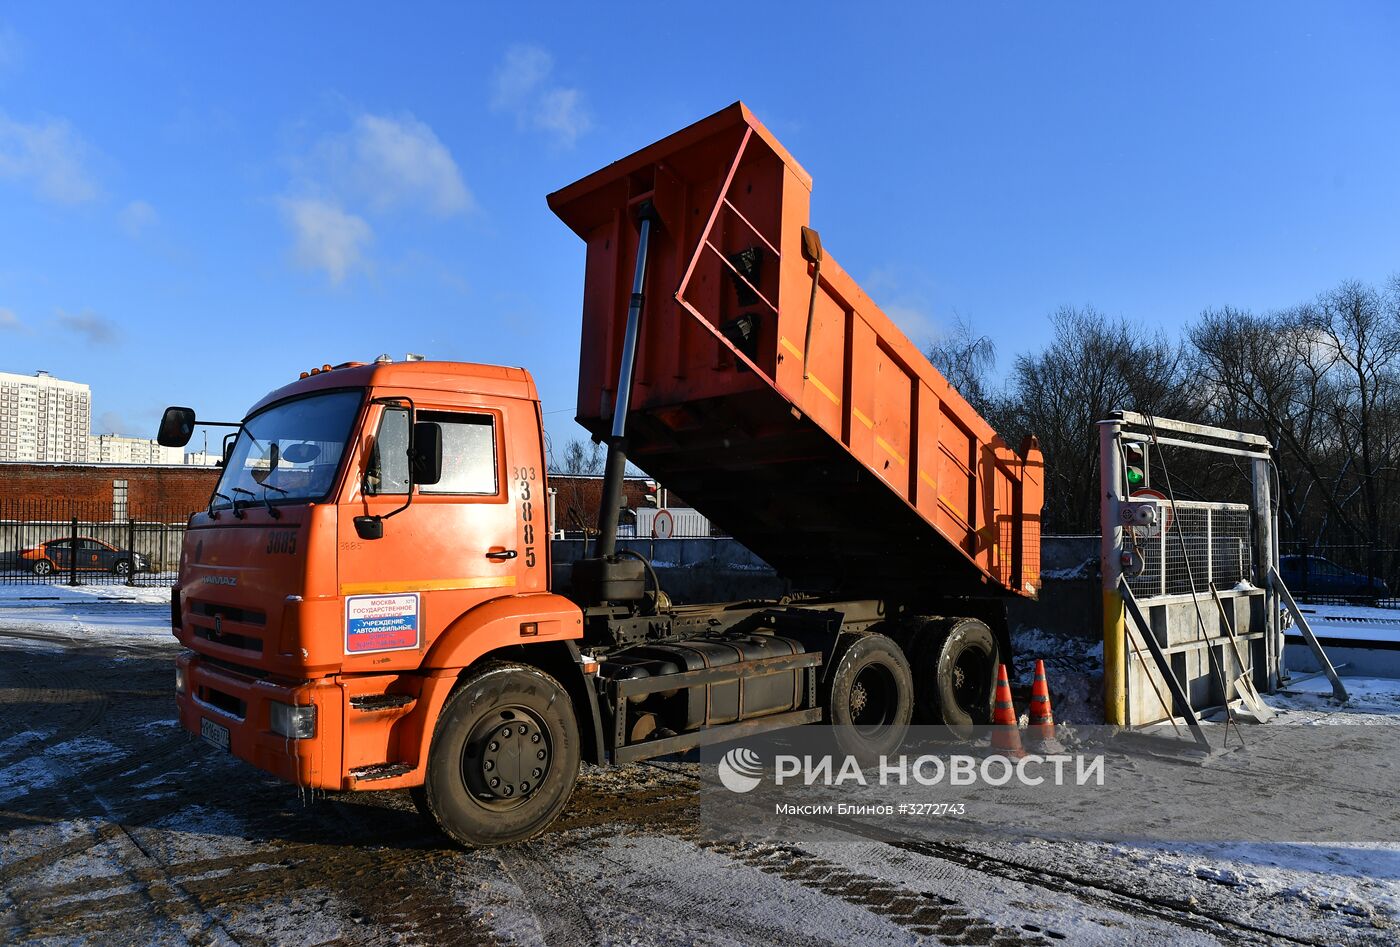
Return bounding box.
[1004,306,1192,531]
[925,317,1001,420]
[1309,281,1400,584]
[1188,305,1333,539]
[552,438,604,475]
[1185,279,1400,590]
[548,437,604,535]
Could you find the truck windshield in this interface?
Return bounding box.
[212,390,362,510]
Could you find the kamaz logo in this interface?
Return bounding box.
[201,576,238,587]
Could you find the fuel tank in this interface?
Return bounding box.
[601,632,807,733]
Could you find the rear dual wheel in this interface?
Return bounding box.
[416,662,580,848]
[821,619,1000,761]
[911,617,1000,730]
[824,633,914,763]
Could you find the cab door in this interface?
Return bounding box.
[336,400,526,669]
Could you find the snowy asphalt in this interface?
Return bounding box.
[0,587,1397,945]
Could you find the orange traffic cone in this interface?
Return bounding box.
[1029,659,1058,748]
[991,663,1024,758]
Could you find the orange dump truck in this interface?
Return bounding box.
[164,103,1043,847]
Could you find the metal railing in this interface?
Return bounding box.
[0,499,189,587]
[1124,500,1253,599]
[1276,541,1398,606]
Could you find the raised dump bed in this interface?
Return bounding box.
[548,103,1042,601]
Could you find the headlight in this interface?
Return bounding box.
[269,701,316,739]
[175,665,186,695]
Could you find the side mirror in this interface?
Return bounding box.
[353,515,384,541]
[412,422,443,486]
[157,406,197,448]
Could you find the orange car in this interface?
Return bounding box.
[16,537,149,576]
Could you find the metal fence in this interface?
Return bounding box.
[1124,500,1254,599]
[1277,541,1399,607]
[0,500,189,587]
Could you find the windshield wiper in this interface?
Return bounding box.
[230,487,255,519]
[209,492,231,519]
[260,483,288,519]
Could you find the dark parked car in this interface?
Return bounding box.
[1279,554,1390,599]
[12,538,149,576]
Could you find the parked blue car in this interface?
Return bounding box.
[1279,555,1390,599]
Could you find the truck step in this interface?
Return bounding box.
[349,693,416,711]
[349,762,412,781]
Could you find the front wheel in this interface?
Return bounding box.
[113,559,132,576]
[419,662,580,848]
[31,559,53,576]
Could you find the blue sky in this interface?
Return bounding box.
[1,3,1397,458]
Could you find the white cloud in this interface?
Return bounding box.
[491,45,553,111]
[55,309,120,345]
[884,302,937,344]
[0,307,27,333]
[120,199,158,237]
[0,111,98,203]
[278,112,468,281]
[490,44,591,147]
[534,88,591,147]
[280,198,372,285]
[342,113,472,216]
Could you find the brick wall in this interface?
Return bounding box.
[0,462,220,520]
[548,475,659,534]
[0,465,678,527]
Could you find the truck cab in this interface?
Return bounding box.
[171,359,583,803]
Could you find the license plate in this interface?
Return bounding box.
[200,717,230,752]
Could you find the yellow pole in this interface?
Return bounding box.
[1098,418,1126,726]
[1103,587,1126,725]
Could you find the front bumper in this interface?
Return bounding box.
[176,652,345,790]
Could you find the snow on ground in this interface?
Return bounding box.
[1129,839,1400,922]
[1300,603,1400,624]
[1273,675,1400,724]
[1291,603,1400,644]
[2,590,1399,943]
[1011,627,1104,724]
[0,581,174,645]
[0,582,172,607]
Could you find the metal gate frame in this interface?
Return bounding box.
[1097,411,1337,729]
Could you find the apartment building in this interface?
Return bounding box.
[0,370,92,463]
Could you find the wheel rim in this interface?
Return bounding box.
[34,561,51,575]
[460,706,552,810]
[848,662,899,735]
[950,646,991,721]
[116,561,130,575]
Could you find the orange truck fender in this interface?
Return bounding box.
[423,592,584,669]
[404,592,601,773]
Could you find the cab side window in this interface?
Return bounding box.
[365,408,410,495]
[421,411,498,495]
